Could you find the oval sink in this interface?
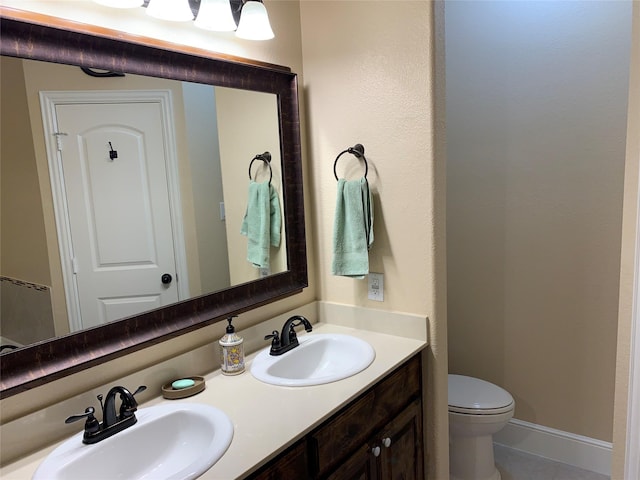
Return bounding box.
[251,333,375,387]
[33,403,233,480]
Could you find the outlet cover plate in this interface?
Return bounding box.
[368,273,384,301]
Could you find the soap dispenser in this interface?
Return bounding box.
[219,316,245,375]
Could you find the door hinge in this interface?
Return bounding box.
[71,257,79,274]
[53,132,68,151]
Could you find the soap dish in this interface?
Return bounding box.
[162,376,206,400]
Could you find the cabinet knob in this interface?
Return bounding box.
[372,446,381,457]
[382,437,392,448]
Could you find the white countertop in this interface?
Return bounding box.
[0,322,427,479]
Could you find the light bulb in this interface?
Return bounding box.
[146,0,194,22]
[235,1,274,41]
[194,0,237,32]
[93,0,143,7]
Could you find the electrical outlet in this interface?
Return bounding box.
[368,273,384,301]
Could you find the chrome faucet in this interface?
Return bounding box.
[65,385,146,444]
[265,315,313,356]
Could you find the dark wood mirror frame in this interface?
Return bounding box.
[0,8,307,398]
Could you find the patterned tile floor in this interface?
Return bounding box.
[494,444,610,480]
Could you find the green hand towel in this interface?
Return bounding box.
[269,184,282,249]
[332,177,374,278]
[240,181,281,268]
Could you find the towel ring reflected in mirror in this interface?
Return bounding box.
[333,143,368,181]
[249,152,273,185]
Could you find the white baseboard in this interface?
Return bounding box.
[493,418,612,476]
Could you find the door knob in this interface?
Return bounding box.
[382,437,392,448]
[372,446,381,457]
[161,273,173,285]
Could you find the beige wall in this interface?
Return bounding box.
[613,1,640,476]
[0,56,56,344]
[445,1,632,442]
[0,57,50,285]
[298,2,448,478]
[182,83,230,294]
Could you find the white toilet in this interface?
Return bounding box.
[448,374,515,480]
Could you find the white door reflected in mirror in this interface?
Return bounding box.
[52,97,183,331]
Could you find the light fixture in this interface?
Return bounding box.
[94,0,275,40]
[145,0,194,22]
[194,0,237,32]
[93,0,142,7]
[235,0,274,41]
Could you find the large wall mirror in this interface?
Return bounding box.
[0,8,307,398]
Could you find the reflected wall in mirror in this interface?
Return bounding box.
[0,9,307,398]
[1,57,286,347]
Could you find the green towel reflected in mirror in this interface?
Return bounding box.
[241,181,281,269]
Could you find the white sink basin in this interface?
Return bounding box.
[33,403,233,480]
[251,333,375,386]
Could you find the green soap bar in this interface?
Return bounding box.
[172,378,195,390]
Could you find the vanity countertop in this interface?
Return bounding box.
[0,321,427,479]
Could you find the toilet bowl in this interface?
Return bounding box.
[448,374,515,480]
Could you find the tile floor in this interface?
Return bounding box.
[494,444,610,480]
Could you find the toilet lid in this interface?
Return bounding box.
[448,374,514,414]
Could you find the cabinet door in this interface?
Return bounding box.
[326,399,424,480]
[311,356,422,477]
[378,399,424,480]
[325,444,377,480]
[245,440,310,480]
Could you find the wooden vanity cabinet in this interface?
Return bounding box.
[246,354,423,480]
[244,440,309,480]
[326,398,423,480]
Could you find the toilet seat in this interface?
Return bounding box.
[449,403,514,415]
[448,374,514,415]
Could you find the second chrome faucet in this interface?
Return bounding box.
[264,315,313,356]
